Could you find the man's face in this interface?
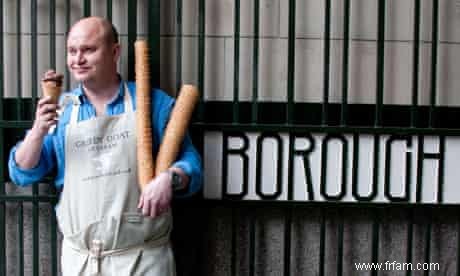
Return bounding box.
[66,23,119,83]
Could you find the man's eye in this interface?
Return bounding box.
[68,49,76,55]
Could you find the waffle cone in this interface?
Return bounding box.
[41,81,62,104]
[135,40,155,191]
[155,85,199,175]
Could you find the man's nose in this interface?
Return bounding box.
[76,52,85,64]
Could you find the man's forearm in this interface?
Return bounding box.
[14,129,45,169]
[16,94,59,170]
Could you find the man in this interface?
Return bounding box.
[8,16,202,275]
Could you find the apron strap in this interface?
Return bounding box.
[69,82,134,124]
[63,234,170,258]
[63,233,170,275]
[123,83,134,112]
[69,100,80,124]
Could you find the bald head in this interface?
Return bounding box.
[69,17,118,45]
[66,16,121,85]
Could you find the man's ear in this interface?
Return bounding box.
[113,43,121,62]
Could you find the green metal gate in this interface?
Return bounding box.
[1,0,459,275]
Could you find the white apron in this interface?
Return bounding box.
[55,85,175,276]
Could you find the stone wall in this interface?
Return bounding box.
[3,1,460,105]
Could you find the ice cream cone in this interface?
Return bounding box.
[41,80,62,104]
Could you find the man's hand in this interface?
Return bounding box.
[31,69,63,138]
[31,96,59,138]
[137,171,173,218]
[42,69,63,84]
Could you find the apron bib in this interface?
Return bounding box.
[55,85,174,276]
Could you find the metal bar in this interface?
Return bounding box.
[458,212,460,276]
[424,210,432,276]
[252,0,260,124]
[175,198,460,212]
[410,0,421,128]
[371,209,380,276]
[406,209,413,276]
[0,0,5,269]
[83,0,91,17]
[416,135,424,202]
[287,133,295,201]
[197,0,205,122]
[0,193,452,207]
[375,0,386,126]
[371,135,380,202]
[32,185,39,276]
[31,0,38,113]
[0,0,3,112]
[0,144,6,276]
[319,209,326,276]
[65,0,71,91]
[428,0,439,128]
[50,204,57,276]
[322,0,331,125]
[50,0,56,69]
[16,0,23,120]
[127,0,137,81]
[148,0,160,88]
[31,117,376,129]
[231,207,237,276]
[341,0,350,125]
[0,2,6,270]
[283,207,292,276]
[18,203,24,276]
[192,122,460,136]
[175,0,183,93]
[286,0,295,124]
[106,0,112,22]
[337,208,344,276]
[0,195,57,202]
[249,208,256,276]
[437,136,445,203]
[0,120,32,128]
[232,0,240,123]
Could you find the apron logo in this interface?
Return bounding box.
[74,131,131,152]
[92,152,116,173]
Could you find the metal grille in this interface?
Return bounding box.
[0,0,458,275]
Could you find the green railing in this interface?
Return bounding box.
[0,0,458,275]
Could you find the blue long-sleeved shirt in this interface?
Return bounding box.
[8,81,203,196]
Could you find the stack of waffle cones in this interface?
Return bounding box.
[135,40,200,191]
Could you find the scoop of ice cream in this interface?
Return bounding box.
[41,73,63,104]
[41,74,64,87]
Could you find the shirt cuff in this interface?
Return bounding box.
[8,146,47,186]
